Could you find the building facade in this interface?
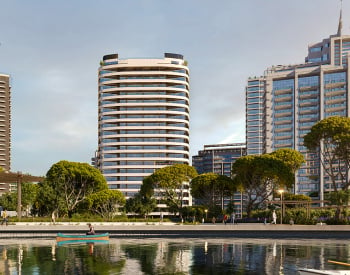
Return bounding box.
[192,143,246,177]
[97,53,190,199]
[246,13,349,201]
[192,143,246,215]
[0,74,11,172]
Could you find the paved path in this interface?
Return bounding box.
[0,222,350,239]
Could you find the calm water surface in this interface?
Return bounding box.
[1,238,350,274]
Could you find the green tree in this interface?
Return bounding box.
[125,194,157,218]
[33,180,65,217]
[231,154,294,217]
[190,173,236,211]
[0,192,16,210]
[148,164,198,215]
[304,116,350,218]
[21,182,39,212]
[85,189,125,219]
[270,148,305,174]
[45,160,108,217]
[0,182,39,213]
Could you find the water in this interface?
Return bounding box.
[1,238,350,274]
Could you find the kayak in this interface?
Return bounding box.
[56,233,109,244]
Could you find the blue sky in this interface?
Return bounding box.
[0,0,345,176]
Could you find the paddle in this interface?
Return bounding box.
[328,260,350,267]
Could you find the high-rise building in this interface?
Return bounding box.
[0,74,11,172]
[97,53,190,199]
[246,10,349,201]
[192,143,246,177]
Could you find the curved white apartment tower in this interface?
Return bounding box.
[97,53,190,198]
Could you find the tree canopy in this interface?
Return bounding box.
[304,116,350,218]
[270,148,305,173]
[304,116,350,192]
[85,189,125,219]
[231,154,294,217]
[190,173,236,211]
[147,164,198,214]
[45,160,108,217]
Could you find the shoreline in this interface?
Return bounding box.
[0,222,349,239]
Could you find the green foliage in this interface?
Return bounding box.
[283,193,312,202]
[0,192,17,210]
[85,189,126,219]
[148,164,198,214]
[33,180,66,217]
[325,190,350,206]
[252,208,338,225]
[0,182,39,212]
[124,194,157,218]
[191,173,236,210]
[304,116,350,218]
[180,206,206,222]
[270,148,305,173]
[231,154,294,217]
[44,160,108,217]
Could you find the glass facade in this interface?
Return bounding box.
[246,29,350,199]
[246,79,265,155]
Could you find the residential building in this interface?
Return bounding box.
[0,74,11,172]
[192,143,246,215]
[96,53,190,202]
[192,143,246,177]
[246,10,349,201]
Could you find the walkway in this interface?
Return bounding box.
[0,222,349,239]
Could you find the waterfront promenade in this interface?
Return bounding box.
[0,222,350,239]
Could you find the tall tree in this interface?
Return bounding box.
[270,148,305,194]
[45,160,108,217]
[148,164,198,215]
[304,116,350,217]
[190,173,236,211]
[270,148,305,174]
[231,154,294,217]
[85,189,125,219]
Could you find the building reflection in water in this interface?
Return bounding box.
[0,239,350,274]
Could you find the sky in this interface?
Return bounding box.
[0,0,346,176]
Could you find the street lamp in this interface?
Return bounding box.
[204,209,208,220]
[278,189,284,224]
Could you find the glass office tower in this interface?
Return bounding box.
[97,53,190,199]
[246,13,350,201]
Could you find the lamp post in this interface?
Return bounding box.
[205,209,208,220]
[278,189,284,224]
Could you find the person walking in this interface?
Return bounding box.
[231,213,235,225]
[272,210,277,224]
[51,210,56,224]
[1,209,8,226]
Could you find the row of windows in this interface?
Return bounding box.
[103,160,183,166]
[101,137,187,143]
[104,153,188,158]
[101,84,188,90]
[100,68,187,75]
[325,103,346,109]
[101,122,187,128]
[102,107,188,112]
[101,99,188,105]
[101,114,188,120]
[102,130,188,135]
[102,145,188,151]
[103,168,155,174]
